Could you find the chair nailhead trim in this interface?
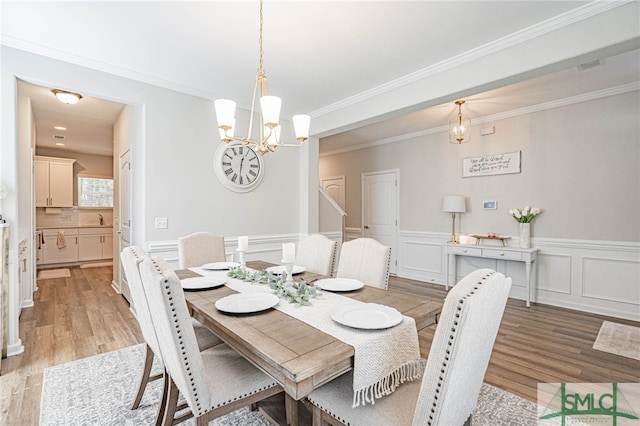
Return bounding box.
[428,270,495,424]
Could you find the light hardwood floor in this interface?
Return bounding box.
[1,266,638,425]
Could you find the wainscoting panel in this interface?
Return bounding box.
[582,256,640,304]
[537,253,572,295]
[399,231,640,321]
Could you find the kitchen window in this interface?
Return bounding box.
[78,176,114,207]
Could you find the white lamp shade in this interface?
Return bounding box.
[214,99,236,128]
[264,125,281,146]
[292,114,311,140]
[442,195,466,213]
[260,95,281,126]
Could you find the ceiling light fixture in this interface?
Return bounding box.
[449,100,471,144]
[52,89,82,105]
[54,126,67,131]
[214,0,310,155]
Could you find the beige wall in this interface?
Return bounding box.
[320,90,640,242]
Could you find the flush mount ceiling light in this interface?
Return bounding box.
[52,89,82,105]
[214,0,310,156]
[54,126,67,131]
[449,100,471,144]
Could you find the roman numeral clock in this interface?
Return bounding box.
[214,143,264,192]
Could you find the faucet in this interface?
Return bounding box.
[98,214,104,226]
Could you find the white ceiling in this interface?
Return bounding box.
[2,1,638,157]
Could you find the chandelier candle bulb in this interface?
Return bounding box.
[293,115,311,140]
[282,243,295,263]
[214,99,236,128]
[238,236,248,251]
[260,95,282,126]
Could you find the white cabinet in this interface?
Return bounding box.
[78,228,113,261]
[35,156,75,207]
[41,228,78,264]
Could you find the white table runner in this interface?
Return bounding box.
[189,268,423,406]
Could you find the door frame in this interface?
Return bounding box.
[361,169,399,274]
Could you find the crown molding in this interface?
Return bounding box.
[1,35,218,101]
[319,82,639,157]
[311,1,632,118]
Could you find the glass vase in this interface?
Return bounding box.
[519,223,531,248]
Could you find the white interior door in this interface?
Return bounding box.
[118,149,132,303]
[362,170,398,274]
[321,176,346,211]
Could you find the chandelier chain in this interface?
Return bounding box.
[258,0,264,76]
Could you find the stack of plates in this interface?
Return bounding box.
[200,261,240,270]
[215,293,280,314]
[314,278,364,292]
[181,276,226,291]
[331,303,403,329]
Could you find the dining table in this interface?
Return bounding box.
[179,260,442,425]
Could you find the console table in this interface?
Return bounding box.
[445,243,539,307]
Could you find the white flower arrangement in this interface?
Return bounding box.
[508,206,542,223]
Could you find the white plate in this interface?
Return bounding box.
[215,293,280,314]
[200,261,240,271]
[181,276,226,291]
[265,265,306,275]
[315,278,364,292]
[331,303,403,330]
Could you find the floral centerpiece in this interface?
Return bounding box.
[227,267,318,305]
[508,206,542,223]
[508,206,542,248]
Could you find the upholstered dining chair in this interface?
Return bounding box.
[139,256,284,426]
[120,246,222,414]
[335,237,392,289]
[295,234,338,276]
[306,268,512,426]
[177,232,226,268]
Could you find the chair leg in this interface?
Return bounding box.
[131,344,155,410]
[312,405,323,426]
[162,375,180,426]
[155,370,169,426]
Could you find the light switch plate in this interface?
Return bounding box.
[155,217,168,229]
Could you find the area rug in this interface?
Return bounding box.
[593,320,640,361]
[37,268,71,280]
[41,344,538,425]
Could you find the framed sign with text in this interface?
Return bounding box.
[463,151,521,178]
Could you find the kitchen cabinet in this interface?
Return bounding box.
[41,228,78,264]
[35,156,75,207]
[78,228,113,261]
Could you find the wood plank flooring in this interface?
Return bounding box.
[1,267,638,425]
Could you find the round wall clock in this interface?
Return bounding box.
[214,143,264,192]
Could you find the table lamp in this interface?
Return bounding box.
[442,195,466,243]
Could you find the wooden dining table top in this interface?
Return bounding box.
[180,260,442,403]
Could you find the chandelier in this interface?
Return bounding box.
[214,0,310,155]
[449,100,471,144]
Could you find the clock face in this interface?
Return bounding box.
[214,144,264,192]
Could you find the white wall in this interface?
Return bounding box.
[1,46,318,355]
[320,90,640,320]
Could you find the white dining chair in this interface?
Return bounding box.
[138,256,284,426]
[177,232,226,268]
[120,246,222,414]
[295,234,338,276]
[335,237,391,289]
[306,268,512,426]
